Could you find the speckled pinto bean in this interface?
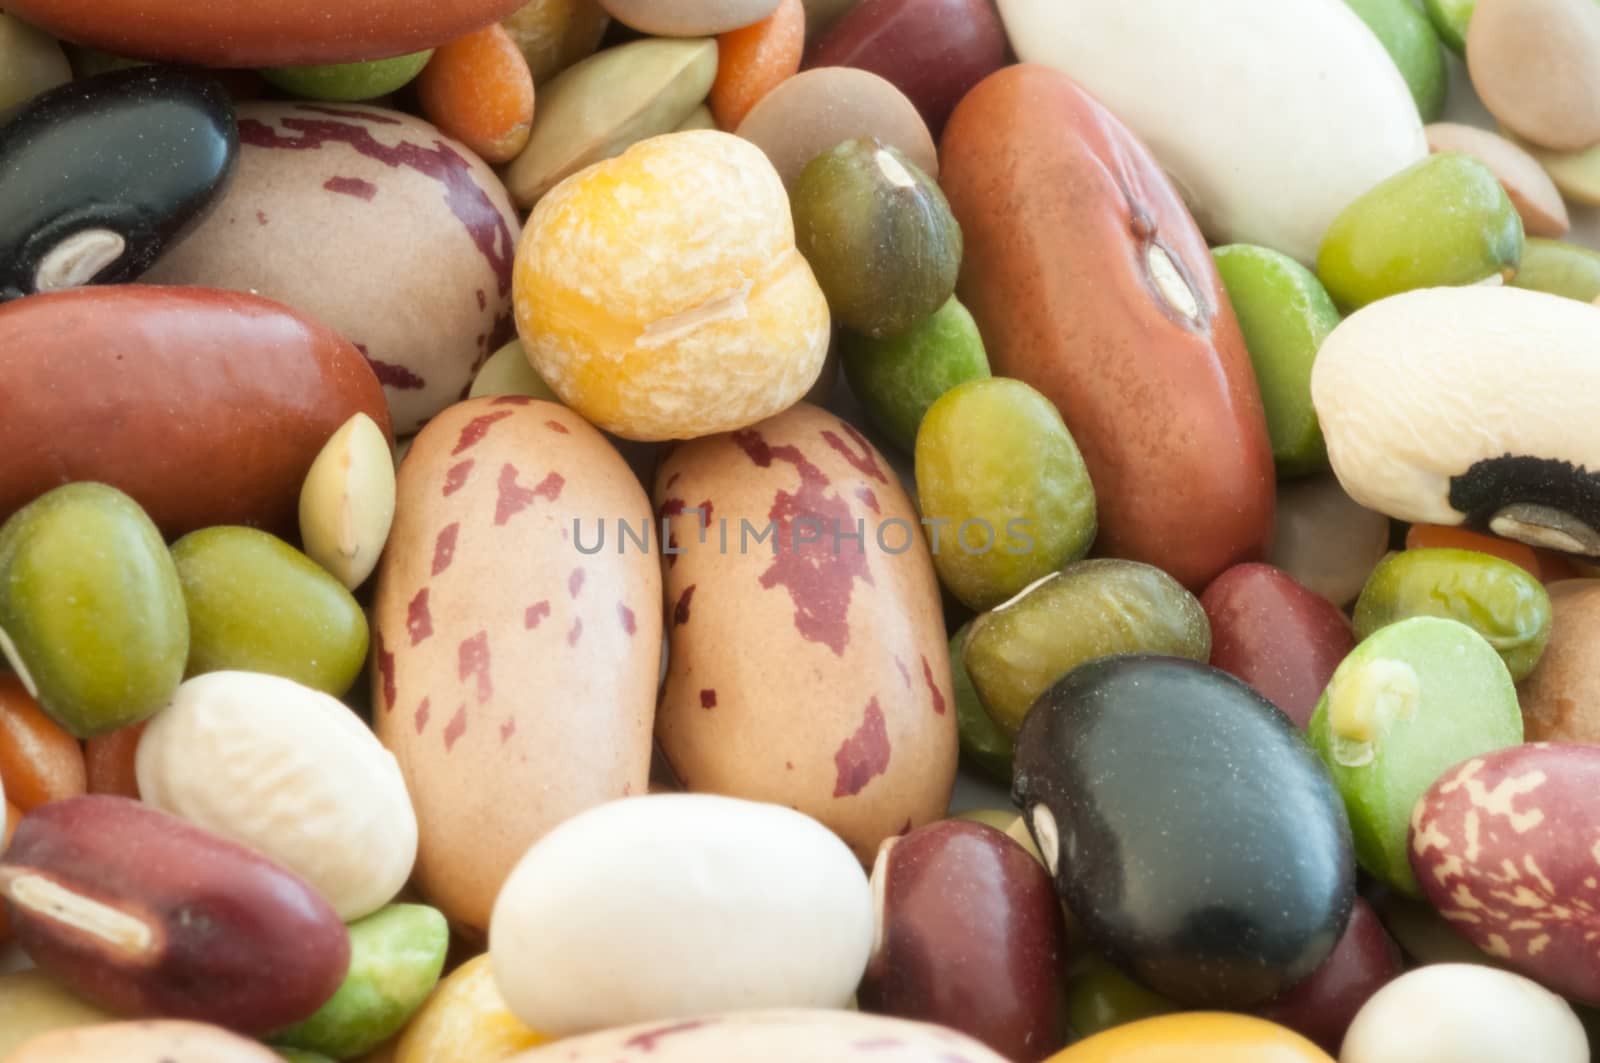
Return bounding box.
[653,403,957,863]
[145,103,522,436]
[373,397,660,935]
[1410,742,1600,1004]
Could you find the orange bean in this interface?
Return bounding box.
[417,24,536,165]
[0,673,86,812]
[711,0,805,130]
[1404,523,1542,579]
[84,720,148,801]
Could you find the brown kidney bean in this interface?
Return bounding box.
[940,64,1275,591]
[0,285,391,540]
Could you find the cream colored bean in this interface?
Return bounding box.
[136,671,417,921]
[8,1020,283,1063]
[1341,965,1587,1063]
[489,794,872,1038]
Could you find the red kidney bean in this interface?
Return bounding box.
[805,0,1010,135]
[0,795,350,1035]
[1200,562,1356,729]
[1252,897,1404,1054]
[859,820,1068,1062]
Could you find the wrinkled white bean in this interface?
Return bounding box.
[136,671,418,921]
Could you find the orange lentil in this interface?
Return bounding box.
[1404,523,1542,579]
[711,0,805,130]
[84,719,148,801]
[0,673,86,812]
[417,23,536,165]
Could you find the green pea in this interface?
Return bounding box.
[840,296,990,455]
[172,526,369,697]
[1343,0,1448,121]
[0,483,188,738]
[0,14,70,116]
[792,136,962,339]
[1307,617,1523,895]
[964,559,1211,737]
[951,622,1012,782]
[1511,237,1600,302]
[1317,153,1523,311]
[469,339,560,403]
[915,378,1096,612]
[261,51,434,103]
[1066,957,1178,1039]
[1423,0,1476,53]
[1353,548,1551,681]
[277,1051,337,1063]
[273,904,449,1060]
[1212,244,1339,478]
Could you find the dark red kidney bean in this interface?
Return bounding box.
[1200,562,1355,729]
[859,819,1068,1062]
[941,65,1275,592]
[0,285,392,539]
[0,795,349,1035]
[1251,897,1404,1054]
[805,0,1010,135]
[1410,742,1600,1005]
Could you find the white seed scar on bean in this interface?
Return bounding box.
[34,229,126,292]
[1031,805,1061,880]
[1,872,155,955]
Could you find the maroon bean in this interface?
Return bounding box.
[0,795,349,1035]
[1251,897,1404,1053]
[859,820,1068,1062]
[1200,562,1355,729]
[805,0,1010,135]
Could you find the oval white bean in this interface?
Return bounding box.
[489,794,872,1037]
